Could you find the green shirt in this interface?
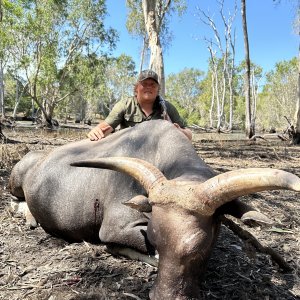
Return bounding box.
[105,96,186,129]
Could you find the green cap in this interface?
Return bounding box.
[138,70,159,84]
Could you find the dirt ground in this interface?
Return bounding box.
[0,127,299,300]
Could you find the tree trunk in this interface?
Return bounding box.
[0,1,4,118]
[139,35,148,73]
[0,60,5,139]
[241,0,255,138]
[209,72,215,128]
[142,0,165,97]
[228,33,236,131]
[31,99,36,122]
[214,64,221,131]
[12,81,27,119]
[0,60,5,117]
[32,96,54,128]
[292,9,300,144]
[292,61,300,144]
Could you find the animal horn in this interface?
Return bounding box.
[192,168,300,215]
[72,159,300,216]
[71,157,166,192]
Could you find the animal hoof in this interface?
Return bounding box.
[27,218,38,229]
[10,199,38,229]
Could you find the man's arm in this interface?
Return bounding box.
[88,100,127,141]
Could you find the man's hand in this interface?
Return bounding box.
[87,122,113,141]
[173,123,192,141]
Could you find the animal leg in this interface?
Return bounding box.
[10,199,38,229]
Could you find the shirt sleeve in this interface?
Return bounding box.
[165,101,187,128]
[104,100,127,129]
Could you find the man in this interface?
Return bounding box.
[88,69,192,141]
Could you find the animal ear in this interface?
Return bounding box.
[122,195,152,213]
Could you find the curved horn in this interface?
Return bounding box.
[72,158,300,216]
[71,157,166,192]
[193,168,300,214]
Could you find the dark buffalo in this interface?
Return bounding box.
[8,120,300,299]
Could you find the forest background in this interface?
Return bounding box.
[0,0,299,135]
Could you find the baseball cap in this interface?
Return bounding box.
[138,70,159,84]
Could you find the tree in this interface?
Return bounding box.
[3,0,118,127]
[97,54,137,117]
[0,0,23,117]
[198,0,237,131]
[295,39,300,143]
[166,68,204,124]
[292,0,300,144]
[258,58,298,131]
[0,0,5,117]
[272,0,299,143]
[142,0,166,95]
[58,53,108,123]
[241,0,255,138]
[126,0,186,96]
[0,0,26,139]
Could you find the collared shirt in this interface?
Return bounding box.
[105,96,186,129]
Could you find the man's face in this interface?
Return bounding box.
[136,79,159,103]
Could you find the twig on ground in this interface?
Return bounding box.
[221,216,292,272]
[123,292,143,300]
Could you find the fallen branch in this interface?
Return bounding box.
[277,134,289,141]
[249,135,267,142]
[220,216,292,272]
[249,133,290,142]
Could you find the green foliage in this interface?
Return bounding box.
[257,57,298,130]
[166,68,204,125]
[3,72,33,116]
[1,0,119,122]
[174,57,297,130]
[1,1,297,131]
[233,95,246,129]
[197,70,214,123]
[55,53,137,121]
[126,0,145,37]
[96,54,137,117]
[0,1,23,61]
[126,0,187,49]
